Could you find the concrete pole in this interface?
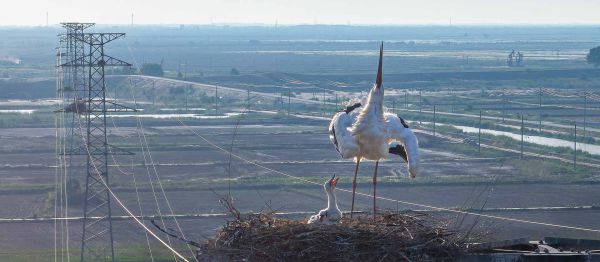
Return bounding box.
[521,114,524,159]
[185,87,188,111]
[502,91,506,123]
[433,105,436,137]
[574,122,577,170]
[583,95,587,139]
[335,93,338,109]
[450,89,455,113]
[539,87,542,133]
[152,80,156,106]
[479,110,482,154]
[419,89,422,125]
[322,91,326,117]
[215,84,218,115]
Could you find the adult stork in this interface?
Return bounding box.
[328,43,419,218]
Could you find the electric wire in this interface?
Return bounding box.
[53,105,60,262]
[105,106,155,261]
[130,156,156,262]
[175,118,600,234]
[130,80,179,261]
[130,77,199,262]
[107,115,155,261]
[72,95,190,262]
[124,41,199,261]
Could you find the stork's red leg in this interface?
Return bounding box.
[373,160,379,220]
[350,157,361,218]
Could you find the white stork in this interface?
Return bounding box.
[328,43,419,218]
[307,174,342,224]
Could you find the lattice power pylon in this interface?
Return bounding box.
[58,23,135,262]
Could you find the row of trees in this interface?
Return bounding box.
[587,46,600,67]
[106,58,242,77]
[139,63,241,77]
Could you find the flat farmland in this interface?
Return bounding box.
[1,119,599,260]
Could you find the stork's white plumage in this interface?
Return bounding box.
[328,43,419,218]
[307,175,342,224]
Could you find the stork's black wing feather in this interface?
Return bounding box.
[343,102,362,114]
[389,144,408,163]
[330,126,340,154]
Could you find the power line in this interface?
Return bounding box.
[73,94,190,262]
[175,118,600,234]
[124,43,200,262]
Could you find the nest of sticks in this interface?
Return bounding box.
[198,210,468,261]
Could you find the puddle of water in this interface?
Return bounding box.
[0,109,36,114]
[233,50,586,60]
[160,108,207,111]
[0,99,59,106]
[107,112,241,119]
[442,123,600,155]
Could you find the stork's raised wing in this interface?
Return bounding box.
[329,111,360,159]
[385,112,419,178]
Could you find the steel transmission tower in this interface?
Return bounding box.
[58,23,135,262]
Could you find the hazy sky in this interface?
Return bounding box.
[2,0,600,26]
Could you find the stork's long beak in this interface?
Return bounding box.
[375,42,383,89]
[329,174,339,187]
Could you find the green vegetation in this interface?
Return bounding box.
[587,46,600,67]
[140,63,164,77]
[0,245,177,262]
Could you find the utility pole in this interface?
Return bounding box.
[335,92,338,109]
[433,105,436,137]
[450,89,455,113]
[521,114,524,159]
[215,84,218,115]
[574,122,577,170]
[59,23,134,262]
[419,89,422,124]
[539,87,542,133]
[185,84,191,111]
[247,88,250,110]
[152,80,156,105]
[479,110,482,154]
[280,92,284,112]
[184,62,188,80]
[502,90,506,123]
[452,93,456,113]
[288,91,291,117]
[322,91,326,117]
[583,95,587,139]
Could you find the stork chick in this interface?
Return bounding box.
[307,175,342,224]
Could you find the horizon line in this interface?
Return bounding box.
[1,22,600,28]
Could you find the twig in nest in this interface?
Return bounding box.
[211,188,241,220]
